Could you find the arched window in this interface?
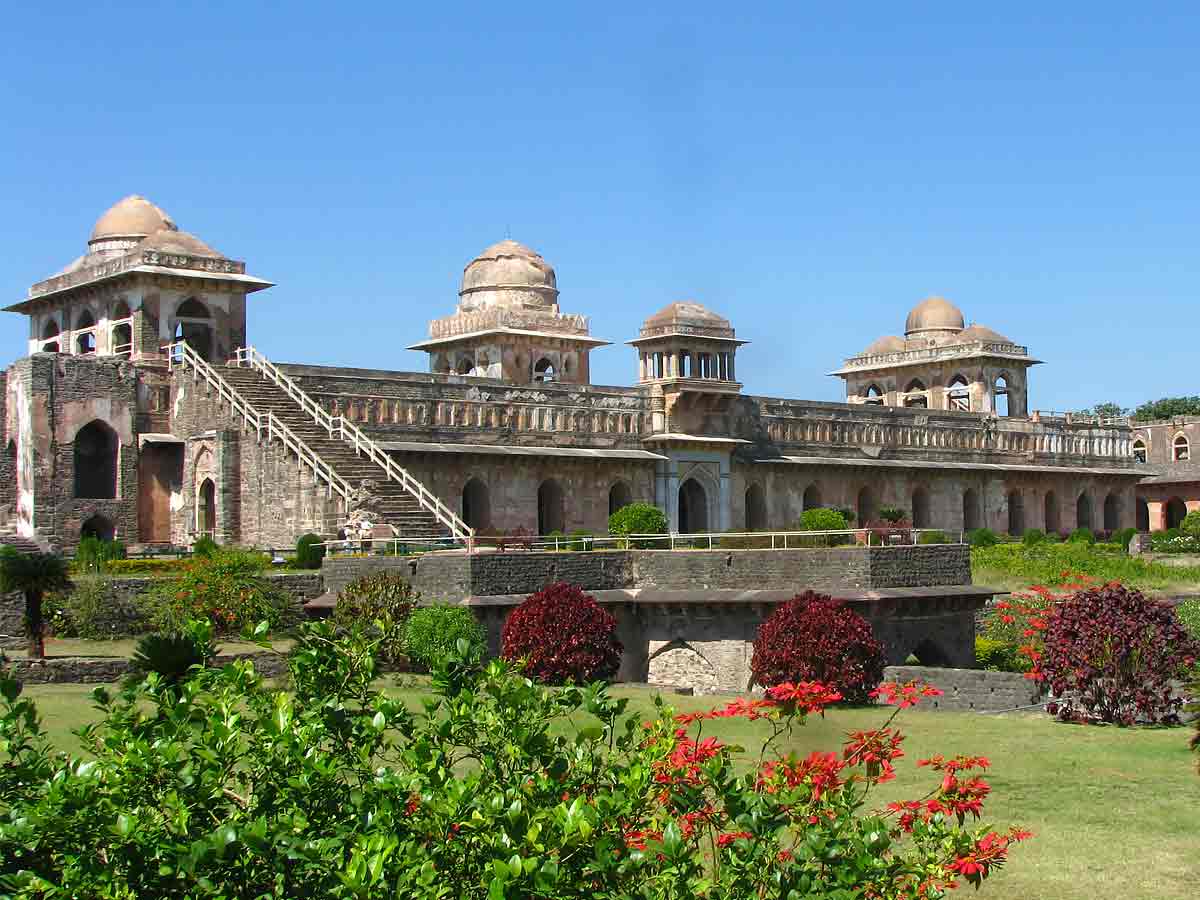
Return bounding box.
[1076,492,1093,530]
[1007,489,1024,536]
[1103,493,1120,531]
[533,358,556,383]
[1132,439,1147,464]
[1044,491,1060,535]
[537,479,564,534]
[963,488,981,531]
[74,309,96,355]
[994,375,1010,417]
[903,379,927,409]
[864,385,884,405]
[857,486,877,527]
[41,319,61,353]
[111,300,131,321]
[111,323,132,359]
[197,478,216,537]
[1136,498,1150,531]
[74,420,118,499]
[608,481,632,517]
[802,483,822,511]
[80,514,115,542]
[1173,434,1190,461]
[174,298,213,360]
[947,375,970,412]
[678,478,709,533]
[1167,497,1187,530]
[455,357,474,376]
[745,483,767,530]
[461,477,490,531]
[911,486,931,528]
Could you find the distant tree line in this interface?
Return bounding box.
[1076,397,1200,422]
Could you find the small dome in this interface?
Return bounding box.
[139,228,222,258]
[639,301,735,338]
[459,239,558,312]
[904,296,965,337]
[89,195,176,244]
[956,323,1012,344]
[861,335,906,355]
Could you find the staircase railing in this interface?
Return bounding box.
[166,342,354,505]
[232,346,474,546]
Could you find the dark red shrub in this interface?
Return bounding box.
[501,582,623,684]
[1038,584,1200,725]
[751,591,886,703]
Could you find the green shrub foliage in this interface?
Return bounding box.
[191,536,220,558]
[294,533,326,569]
[73,537,126,573]
[332,571,418,665]
[877,506,907,524]
[1109,527,1138,552]
[150,549,299,635]
[751,590,886,703]
[404,605,485,670]
[46,574,154,640]
[966,528,999,548]
[1180,510,1200,535]
[1067,527,1096,545]
[974,636,1027,673]
[797,507,848,532]
[1177,597,1200,640]
[0,620,1027,898]
[607,502,668,548]
[130,620,217,688]
[1021,529,1047,547]
[501,582,623,684]
[916,530,948,545]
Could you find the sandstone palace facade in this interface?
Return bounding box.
[0,196,1146,551]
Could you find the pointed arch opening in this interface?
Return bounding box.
[911,486,931,529]
[533,358,557,383]
[1076,492,1093,530]
[963,488,981,531]
[80,514,115,543]
[745,482,767,531]
[197,478,216,537]
[947,374,970,412]
[1007,489,1024,536]
[857,486,877,527]
[1166,497,1187,530]
[1044,491,1060,535]
[1132,438,1147,464]
[174,298,213,361]
[678,477,709,533]
[1173,433,1190,461]
[73,420,118,499]
[1103,493,1121,531]
[864,384,884,406]
[537,478,565,534]
[903,379,928,409]
[995,375,1010,417]
[461,477,491,531]
[802,483,822,511]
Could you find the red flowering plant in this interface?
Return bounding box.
[501,581,623,684]
[751,591,886,703]
[980,572,1098,673]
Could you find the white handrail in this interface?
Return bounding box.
[233,346,474,545]
[166,342,354,504]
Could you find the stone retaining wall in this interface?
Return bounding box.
[6,651,290,684]
[882,665,1045,712]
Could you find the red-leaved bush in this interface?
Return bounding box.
[751,591,886,703]
[501,581,623,684]
[1035,583,1200,725]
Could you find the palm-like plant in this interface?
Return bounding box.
[0,546,71,659]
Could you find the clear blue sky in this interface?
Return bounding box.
[2,3,1196,410]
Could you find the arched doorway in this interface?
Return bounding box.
[1076,493,1093,530]
[537,479,564,534]
[74,421,118,498]
[864,384,884,405]
[857,486,877,526]
[745,483,767,530]
[1007,490,1024,536]
[1103,493,1120,532]
[608,481,632,517]
[802,483,821,510]
[947,375,970,412]
[911,486,931,528]
[80,514,115,542]
[1136,498,1150,532]
[197,478,216,537]
[461,478,490,531]
[41,319,60,353]
[1166,497,1187,530]
[1044,491,1060,535]
[994,375,1010,417]
[174,298,213,361]
[678,478,709,533]
[74,309,96,354]
[903,379,928,409]
[533,358,556,383]
[963,488,981,531]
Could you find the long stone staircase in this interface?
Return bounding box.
[168,342,472,544]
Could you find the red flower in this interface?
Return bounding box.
[842,727,905,782]
[870,680,943,708]
[716,831,753,848]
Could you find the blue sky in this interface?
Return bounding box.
[2,3,1196,410]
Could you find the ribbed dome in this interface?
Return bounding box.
[861,335,906,355]
[904,296,965,337]
[89,195,176,244]
[459,240,558,312]
[139,228,222,258]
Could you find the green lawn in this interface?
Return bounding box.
[972,542,1200,596]
[15,680,1197,900]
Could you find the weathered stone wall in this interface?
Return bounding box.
[882,665,1045,712]
[6,651,289,685]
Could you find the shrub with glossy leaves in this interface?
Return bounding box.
[501,582,623,684]
[1038,584,1200,724]
[797,507,847,532]
[404,604,485,670]
[751,590,886,703]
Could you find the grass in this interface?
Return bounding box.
[13,679,1197,900]
[972,542,1200,595]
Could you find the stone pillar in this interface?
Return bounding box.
[1146,500,1164,531]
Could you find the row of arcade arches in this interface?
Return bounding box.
[458,478,636,534]
[38,298,214,359]
[862,374,1013,415]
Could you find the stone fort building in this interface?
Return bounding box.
[0,195,1146,551]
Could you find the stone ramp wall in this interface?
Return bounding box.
[883,665,1045,713]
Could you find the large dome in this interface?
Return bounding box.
[459,239,558,312]
[904,296,965,337]
[89,195,176,245]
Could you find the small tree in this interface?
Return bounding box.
[1181,510,1200,536]
[608,502,667,549]
[501,582,623,684]
[751,591,886,703]
[797,507,847,532]
[333,570,418,666]
[0,548,71,659]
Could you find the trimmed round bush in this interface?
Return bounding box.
[501,582,623,684]
[333,570,418,664]
[295,533,326,569]
[404,605,486,670]
[1067,527,1096,545]
[966,528,998,548]
[1041,584,1200,724]
[750,590,885,703]
[798,507,848,532]
[608,502,667,549]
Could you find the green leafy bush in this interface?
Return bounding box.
[332,570,418,665]
[877,506,907,524]
[404,604,485,670]
[73,536,126,573]
[1182,510,1200,535]
[45,575,154,640]
[608,502,668,549]
[917,530,948,545]
[798,507,847,532]
[974,636,1026,672]
[966,528,999,548]
[1067,527,1096,544]
[103,558,191,576]
[191,535,220,558]
[1109,527,1138,552]
[294,533,326,569]
[150,549,299,635]
[1021,529,1047,547]
[131,620,217,688]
